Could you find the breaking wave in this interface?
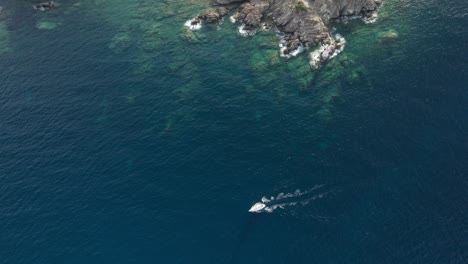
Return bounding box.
[184,18,202,31]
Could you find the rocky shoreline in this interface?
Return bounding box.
[185,0,383,68]
[184,7,229,31]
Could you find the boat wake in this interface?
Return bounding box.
[248,185,330,213]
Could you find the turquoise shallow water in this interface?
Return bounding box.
[0,0,467,263]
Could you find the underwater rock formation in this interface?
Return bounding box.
[33,1,56,11]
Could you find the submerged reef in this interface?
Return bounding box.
[187,0,383,68]
[33,1,56,11]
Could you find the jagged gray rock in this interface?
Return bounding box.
[214,0,245,4]
[213,0,383,54]
[197,7,229,23]
[310,0,381,19]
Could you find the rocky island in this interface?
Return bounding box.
[186,0,383,68]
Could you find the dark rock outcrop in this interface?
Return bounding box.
[197,7,229,23]
[214,0,245,4]
[185,6,229,31]
[213,0,383,54]
[33,1,55,11]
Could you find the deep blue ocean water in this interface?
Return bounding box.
[0,0,467,263]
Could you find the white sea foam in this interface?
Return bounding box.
[238,24,256,37]
[340,15,362,24]
[309,34,346,69]
[363,12,379,24]
[364,2,384,24]
[280,44,305,58]
[184,18,202,31]
[230,15,237,24]
[278,35,305,58]
[339,11,379,24]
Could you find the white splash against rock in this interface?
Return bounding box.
[280,43,305,58]
[229,14,237,24]
[363,11,379,24]
[278,34,305,58]
[309,34,346,69]
[184,18,202,31]
[238,24,256,37]
[340,11,379,25]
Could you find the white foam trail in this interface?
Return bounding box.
[263,191,329,213]
[273,184,323,201]
[249,185,328,213]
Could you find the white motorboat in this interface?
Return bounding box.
[248,202,266,213]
